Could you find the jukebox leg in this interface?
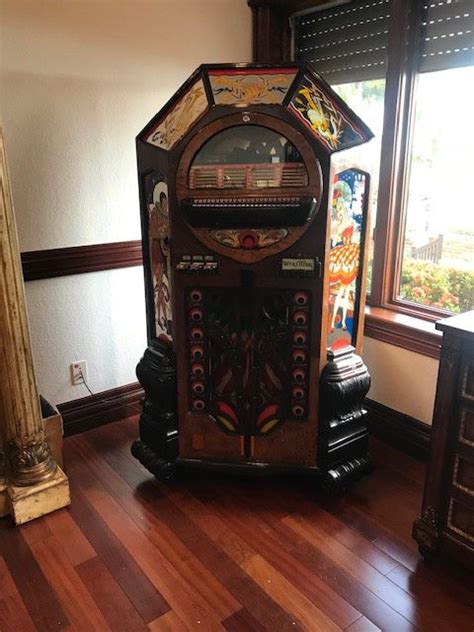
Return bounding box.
[319,346,373,491]
[131,340,178,481]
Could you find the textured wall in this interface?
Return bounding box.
[363,337,438,424]
[1,0,252,404]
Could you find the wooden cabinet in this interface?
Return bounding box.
[413,311,474,570]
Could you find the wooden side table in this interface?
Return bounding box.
[413,311,474,570]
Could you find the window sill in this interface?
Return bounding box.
[364,305,442,359]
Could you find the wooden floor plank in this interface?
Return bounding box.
[192,483,416,632]
[0,519,69,632]
[386,563,474,630]
[67,479,170,624]
[24,533,112,632]
[0,555,37,632]
[222,607,267,632]
[283,513,449,631]
[82,428,313,632]
[345,615,381,632]
[44,508,96,567]
[76,555,148,632]
[87,485,240,623]
[66,442,230,631]
[167,487,255,566]
[241,554,341,632]
[18,516,53,546]
[208,474,400,577]
[148,610,190,632]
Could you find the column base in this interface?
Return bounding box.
[7,467,70,525]
[0,476,8,518]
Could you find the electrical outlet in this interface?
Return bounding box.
[71,361,87,386]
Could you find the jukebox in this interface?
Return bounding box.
[132,63,374,489]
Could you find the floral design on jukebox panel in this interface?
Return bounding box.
[145,173,172,343]
[209,228,288,250]
[205,290,292,437]
[145,79,208,150]
[327,169,368,351]
[289,75,367,152]
[209,68,297,105]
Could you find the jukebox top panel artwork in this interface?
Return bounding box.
[289,74,370,152]
[145,78,208,150]
[145,172,172,342]
[209,68,297,106]
[327,169,369,351]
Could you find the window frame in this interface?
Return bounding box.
[367,0,454,324]
[248,0,472,358]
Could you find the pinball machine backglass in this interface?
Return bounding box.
[132,63,374,489]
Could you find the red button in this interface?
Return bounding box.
[293,350,306,363]
[191,345,204,360]
[239,232,257,249]
[190,289,203,303]
[292,386,305,399]
[191,363,205,377]
[293,331,307,345]
[294,310,307,325]
[294,292,308,306]
[292,368,305,382]
[193,399,205,411]
[192,381,205,394]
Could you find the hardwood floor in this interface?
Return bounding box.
[1,417,473,631]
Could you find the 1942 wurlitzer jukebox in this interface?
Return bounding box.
[132,63,374,489]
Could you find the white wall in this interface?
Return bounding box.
[1,0,252,404]
[363,337,438,424]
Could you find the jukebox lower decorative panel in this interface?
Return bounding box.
[132,63,373,488]
[180,287,314,464]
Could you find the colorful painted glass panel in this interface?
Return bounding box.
[209,68,297,105]
[145,172,172,343]
[327,169,368,351]
[289,74,369,152]
[145,78,208,150]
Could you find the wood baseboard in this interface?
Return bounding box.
[21,240,142,282]
[365,398,431,461]
[58,382,143,437]
[57,384,430,462]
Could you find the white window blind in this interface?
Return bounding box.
[293,0,473,83]
[292,0,392,84]
[420,0,474,72]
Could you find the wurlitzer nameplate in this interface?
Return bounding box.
[281,257,319,277]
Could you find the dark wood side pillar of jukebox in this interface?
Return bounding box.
[132,63,374,489]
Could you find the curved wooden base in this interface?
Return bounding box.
[322,455,374,492]
[318,346,372,489]
[131,439,176,481]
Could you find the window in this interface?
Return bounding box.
[293,0,474,326]
[399,66,474,314]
